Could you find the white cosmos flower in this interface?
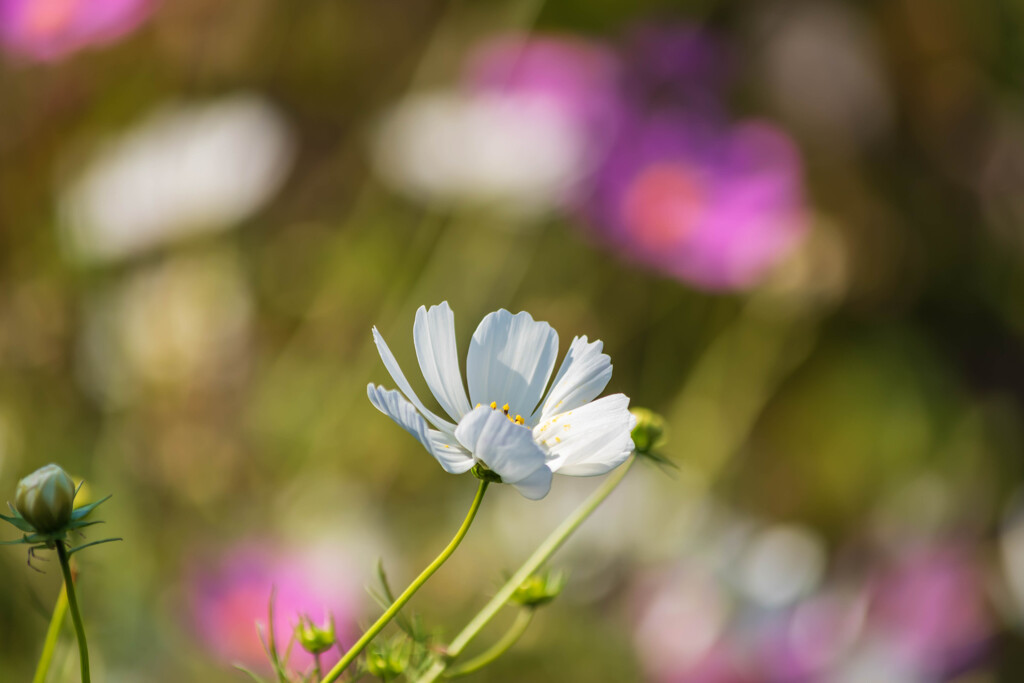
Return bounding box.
[367,303,636,499]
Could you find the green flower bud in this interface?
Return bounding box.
[15,464,76,534]
[296,614,336,655]
[365,637,410,681]
[630,408,666,456]
[510,569,567,608]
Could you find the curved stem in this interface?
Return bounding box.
[32,583,69,683]
[56,541,90,683]
[319,480,489,683]
[415,456,635,683]
[445,609,533,678]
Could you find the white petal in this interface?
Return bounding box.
[372,326,455,434]
[509,464,553,500]
[533,394,636,476]
[454,405,549,485]
[367,384,474,474]
[414,302,472,421]
[466,309,559,419]
[533,335,612,422]
[427,429,477,474]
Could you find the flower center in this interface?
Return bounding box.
[622,162,706,253]
[476,401,526,425]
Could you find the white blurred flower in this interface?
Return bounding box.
[80,250,252,403]
[371,91,588,216]
[61,94,295,263]
[737,523,827,607]
[367,302,636,499]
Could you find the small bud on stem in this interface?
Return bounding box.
[15,465,76,534]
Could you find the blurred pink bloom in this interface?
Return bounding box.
[0,0,155,62]
[187,542,362,674]
[584,114,808,291]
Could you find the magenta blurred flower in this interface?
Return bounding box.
[187,542,362,674]
[0,0,155,62]
[583,113,808,291]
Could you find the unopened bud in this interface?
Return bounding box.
[296,613,335,655]
[15,464,76,534]
[510,569,567,608]
[365,636,410,681]
[630,408,666,456]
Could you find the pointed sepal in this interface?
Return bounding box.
[67,537,123,556]
[0,509,35,533]
[0,536,31,546]
[71,494,112,522]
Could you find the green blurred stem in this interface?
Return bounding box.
[56,541,90,683]
[319,481,489,683]
[444,609,534,678]
[415,456,636,683]
[32,580,70,683]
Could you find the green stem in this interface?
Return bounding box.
[415,457,635,683]
[32,581,70,683]
[56,541,90,683]
[319,481,489,683]
[445,609,534,678]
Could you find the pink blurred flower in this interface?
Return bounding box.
[187,542,362,674]
[0,0,155,62]
[583,114,808,291]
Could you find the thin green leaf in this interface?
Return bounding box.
[376,559,415,636]
[233,664,269,682]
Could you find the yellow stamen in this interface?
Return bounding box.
[485,400,527,427]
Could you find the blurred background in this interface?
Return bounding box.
[2,0,1024,681]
